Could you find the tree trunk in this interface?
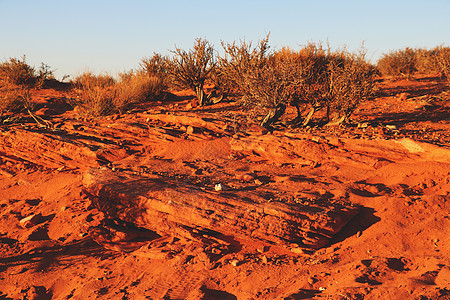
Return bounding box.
[302,107,316,126]
[260,104,286,127]
[325,112,347,126]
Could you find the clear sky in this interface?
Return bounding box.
[1,0,449,80]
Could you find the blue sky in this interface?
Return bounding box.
[1,0,449,80]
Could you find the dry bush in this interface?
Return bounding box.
[283,43,331,125]
[0,85,27,115]
[377,46,450,79]
[216,34,271,102]
[35,62,56,89]
[414,48,441,75]
[0,56,36,86]
[0,56,41,119]
[326,49,377,124]
[0,56,55,90]
[140,53,169,88]
[377,47,417,79]
[166,38,220,106]
[217,38,375,127]
[436,46,450,82]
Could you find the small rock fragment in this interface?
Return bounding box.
[261,255,268,264]
[19,214,42,228]
[435,267,450,287]
[257,245,268,253]
[215,183,226,191]
[290,247,305,254]
[230,259,241,267]
[385,125,397,130]
[307,277,318,285]
[254,179,263,185]
[186,126,195,135]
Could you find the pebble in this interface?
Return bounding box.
[19,214,41,228]
[254,179,263,185]
[307,277,317,285]
[215,183,225,191]
[230,259,241,267]
[385,125,397,130]
[290,248,305,254]
[186,126,195,135]
[257,245,268,253]
[261,255,268,264]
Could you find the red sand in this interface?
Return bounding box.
[0,76,449,299]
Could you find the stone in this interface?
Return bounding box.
[19,214,42,229]
[435,267,450,287]
[83,168,359,250]
[230,259,241,267]
[290,247,305,254]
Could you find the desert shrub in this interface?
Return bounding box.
[71,72,116,117]
[0,86,28,115]
[326,49,377,124]
[35,62,56,88]
[140,53,169,88]
[377,47,417,79]
[215,34,270,102]
[0,56,36,86]
[166,38,220,106]
[377,46,450,79]
[217,38,376,127]
[282,43,332,125]
[414,48,441,75]
[0,56,44,119]
[0,56,55,90]
[436,46,450,82]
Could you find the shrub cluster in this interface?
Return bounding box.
[377,46,450,79]
[0,56,53,116]
[212,37,376,126]
[153,35,376,126]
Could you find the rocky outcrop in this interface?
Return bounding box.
[83,168,359,250]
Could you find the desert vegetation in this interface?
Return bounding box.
[213,36,376,127]
[164,38,222,106]
[70,70,165,117]
[0,56,54,127]
[1,39,449,126]
[377,46,450,79]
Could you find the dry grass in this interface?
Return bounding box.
[71,71,165,117]
[114,72,165,113]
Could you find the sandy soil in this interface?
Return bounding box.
[0,76,449,299]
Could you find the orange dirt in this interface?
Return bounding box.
[0,76,449,299]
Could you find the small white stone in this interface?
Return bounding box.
[215,183,225,191]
